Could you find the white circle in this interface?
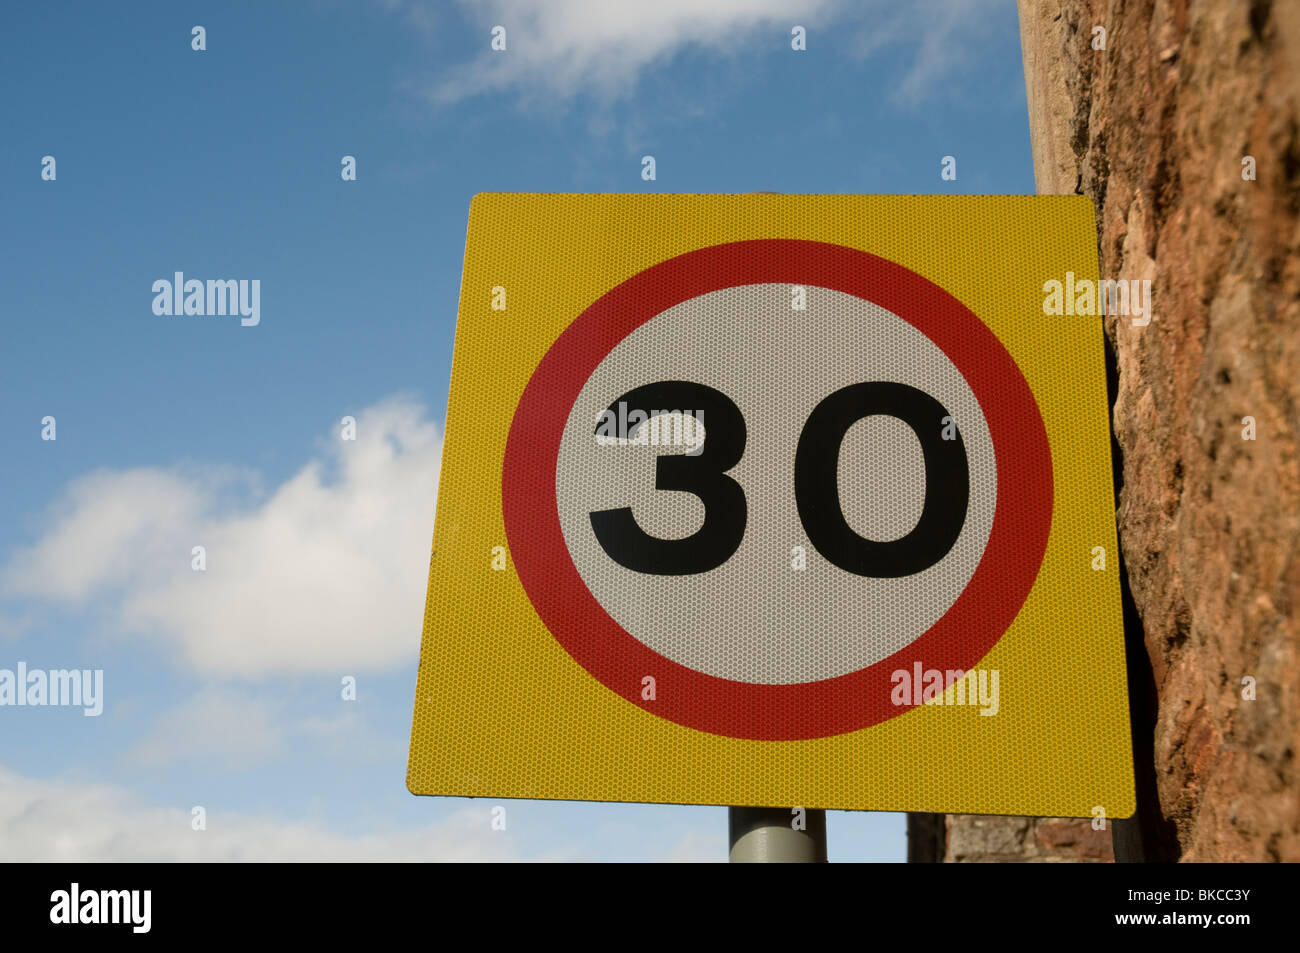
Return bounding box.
[555,284,996,684]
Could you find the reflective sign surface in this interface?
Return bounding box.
[407,194,1135,817]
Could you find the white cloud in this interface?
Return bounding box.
[123,687,404,772]
[425,0,839,105]
[2,468,209,604]
[1,397,442,679]
[416,0,1009,108]
[124,688,289,770]
[0,766,523,862]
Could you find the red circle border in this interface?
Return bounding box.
[502,239,1052,740]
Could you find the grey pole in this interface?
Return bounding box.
[728,806,827,862]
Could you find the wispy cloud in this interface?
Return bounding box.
[122,686,403,772]
[409,0,1010,110]
[852,0,1014,106]
[1,398,442,679]
[0,612,31,642]
[373,0,440,34]
[422,0,839,106]
[0,766,526,862]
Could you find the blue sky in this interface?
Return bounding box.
[0,0,1031,861]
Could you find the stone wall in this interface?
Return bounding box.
[915,0,1299,863]
[908,814,1113,863]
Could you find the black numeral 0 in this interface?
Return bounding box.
[794,381,968,577]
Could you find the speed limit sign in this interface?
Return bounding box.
[407,194,1135,818]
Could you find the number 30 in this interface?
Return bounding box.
[589,379,969,577]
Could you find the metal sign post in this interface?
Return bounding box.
[728,807,827,862]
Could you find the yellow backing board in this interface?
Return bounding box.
[407,194,1135,818]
